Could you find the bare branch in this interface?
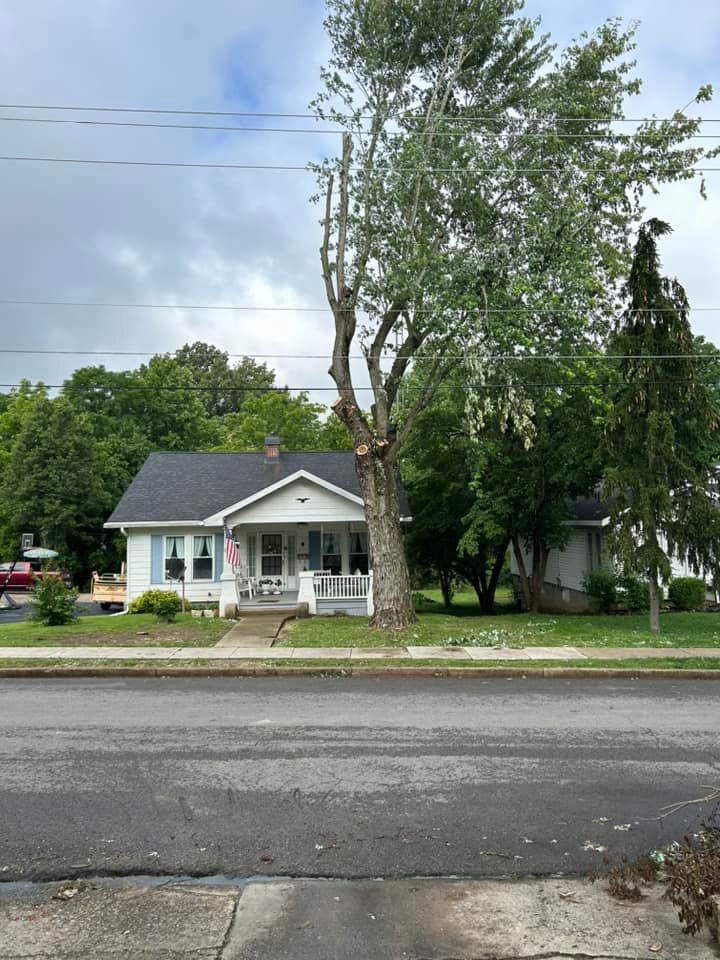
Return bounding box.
[320,172,337,309]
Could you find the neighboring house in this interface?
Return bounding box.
[105,435,409,617]
[510,496,715,613]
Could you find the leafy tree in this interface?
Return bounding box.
[313,0,712,628]
[463,356,607,612]
[174,342,275,417]
[401,374,508,611]
[215,391,351,451]
[604,220,720,632]
[0,396,107,573]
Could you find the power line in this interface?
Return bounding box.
[1,348,719,362]
[1,114,718,140]
[0,102,718,124]
[1,298,719,314]
[1,154,719,173]
[3,377,720,393]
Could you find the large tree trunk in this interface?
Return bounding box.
[438,567,453,608]
[530,536,550,614]
[511,535,532,612]
[356,450,416,629]
[648,577,661,634]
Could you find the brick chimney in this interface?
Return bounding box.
[263,434,281,463]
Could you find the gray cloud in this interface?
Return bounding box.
[0,0,716,407]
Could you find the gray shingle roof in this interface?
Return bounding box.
[569,496,611,523]
[106,451,409,524]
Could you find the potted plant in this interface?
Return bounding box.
[258,578,273,595]
[273,579,282,595]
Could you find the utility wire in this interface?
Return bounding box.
[1,154,719,173]
[4,377,720,393]
[0,102,717,124]
[0,298,719,314]
[1,348,719,362]
[1,115,718,140]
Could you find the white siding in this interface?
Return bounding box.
[125,527,223,604]
[227,478,364,525]
[509,528,603,593]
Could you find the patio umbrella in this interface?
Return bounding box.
[23,547,59,559]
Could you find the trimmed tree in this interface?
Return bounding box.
[604,219,720,632]
[313,0,711,628]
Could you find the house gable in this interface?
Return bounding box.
[209,471,365,526]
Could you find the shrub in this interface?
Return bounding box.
[617,575,649,612]
[128,589,182,620]
[28,576,78,626]
[582,568,617,614]
[664,816,720,936]
[668,577,707,612]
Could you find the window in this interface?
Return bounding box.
[193,535,214,580]
[246,534,257,577]
[322,532,342,574]
[261,533,283,577]
[164,536,185,580]
[349,530,369,575]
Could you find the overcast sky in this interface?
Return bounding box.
[0,0,718,404]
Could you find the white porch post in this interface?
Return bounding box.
[298,570,317,614]
[219,522,237,617]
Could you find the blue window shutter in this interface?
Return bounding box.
[151,535,163,584]
[214,533,224,580]
[309,530,321,570]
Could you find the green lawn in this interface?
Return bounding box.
[283,601,720,649]
[0,613,230,647]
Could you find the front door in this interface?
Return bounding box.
[260,533,283,588]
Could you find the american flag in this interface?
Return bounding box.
[224,525,240,568]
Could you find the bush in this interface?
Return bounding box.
[128,589,182,621]
[582,568,617,613]
[617,575,649,612]
[28,576,78,626]
[668,577,707,612]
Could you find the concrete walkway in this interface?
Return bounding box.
[0,644,719,660]
[214,612,289,648]
[0,876,717,958]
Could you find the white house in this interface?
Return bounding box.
[510,495,715,612]
[105,436,409,616]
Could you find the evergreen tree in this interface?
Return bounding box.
[605,220,720,632]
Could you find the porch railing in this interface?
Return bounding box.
[313,573,371,600]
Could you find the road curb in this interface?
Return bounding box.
[0,665,718,679]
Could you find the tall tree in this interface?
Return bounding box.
[215,391,352,451]
[604,220,720,632]
[0,396,106,569]
[174,343,275,418]
[314,0,711,628]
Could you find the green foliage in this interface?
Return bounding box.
[215,391,351,452]
[582,568,618,613]
[174,342,275,418]
[128,589,182,621]
[668,577,707,612]
[617,575,649,612]
[28,576,79,626]
[604,221,720,631]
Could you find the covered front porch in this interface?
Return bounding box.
[219,522,372,616]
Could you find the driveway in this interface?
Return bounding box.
[0,593,117,624]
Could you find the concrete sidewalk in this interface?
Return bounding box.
[0,876,717,958]
[0,644,719,661]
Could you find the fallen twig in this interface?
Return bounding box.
[641,785,720,821]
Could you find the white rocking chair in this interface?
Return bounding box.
[234,568,255,602]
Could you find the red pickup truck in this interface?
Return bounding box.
[0,562,72,590]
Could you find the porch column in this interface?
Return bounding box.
[297,570,317,614]
[219,523,237,617]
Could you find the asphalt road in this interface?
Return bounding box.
[0,677,718,883]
